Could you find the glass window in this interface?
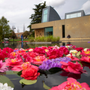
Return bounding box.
[42,9,48,22]
[77,12,81,17]
[44,9,48,14]
[43,14,47,22]
[66,15,70,19]
[66,12,81,19]
[44,27,53,36]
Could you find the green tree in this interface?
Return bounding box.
[0,16,10,39]
[28,1,47,36]
[23,31,30,38]
[0,26,3,41]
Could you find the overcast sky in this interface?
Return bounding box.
[0,0,90,33]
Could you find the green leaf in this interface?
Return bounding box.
[43,81,51,90]
[0,75,14,88]
[19,79,37,85]
[6,71,18,75]
[17,71,22,76]
[76,51,81,58]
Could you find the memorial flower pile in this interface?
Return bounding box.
[0,45,90,89]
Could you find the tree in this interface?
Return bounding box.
[28,1,47,36]
[0,26,3,41]
[10,30,16,41]
[23,31,30,38]
[0,16,10,39]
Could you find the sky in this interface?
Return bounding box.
[0,0,90,33]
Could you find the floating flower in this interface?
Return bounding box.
[80,56,90,63]
[67,53,79,61]
[33,55,47,65]
[21,66,40,80]
[12,62,38,71]
[29,48,33,52]
[69,50,78,56]
[0,83,14,90]
[0,60,8,72]
[50,78,90,90]
[81,49,90,56]
[39,57,71,70]
[75,47,83,51]
[33,47,46,54]
[61,61,84,74]
[6,58,23,67]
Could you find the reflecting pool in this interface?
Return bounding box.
[1,41,90,49]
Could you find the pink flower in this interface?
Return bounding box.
[50,78,90,90]
[67,54,79,61]
[81,49,90,56]
[61,61,84,74]
[80,56,90,63]
[33,55,47,65]
[6,58,23,67]
[0,60,8,72]
[11,62,39,71]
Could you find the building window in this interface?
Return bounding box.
[42,9,48,22]
[44,27,53,36]
[66,12,81,19]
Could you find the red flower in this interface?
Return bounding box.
[61,62,84,74]
[46,49,59,59]
[80,56,90,63]
[21,67,40,80]
[50,78,90,90]
[81,49,90,56]
[75,47,83,51]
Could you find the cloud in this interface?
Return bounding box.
[81,0,90,13]
[43,0,65,7]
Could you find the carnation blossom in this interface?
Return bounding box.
[0,60,8,72]
[50,78,90,90]
[61,61,84,74]
[80,56,90,63]
[33,55,47,65]
[0,83,14,90]
[6,58,23,67]
[21,66,40,80]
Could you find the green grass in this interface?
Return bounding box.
[9,36,60,42]
[9,38,30,42]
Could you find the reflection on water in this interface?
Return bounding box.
[5,66,90,90]
[1,41,90,49]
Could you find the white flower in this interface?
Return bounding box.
[65,46,71,48]
[0,83,14,90]
[29,48,33,52]
[84,48,88,51]
[70,50,78,54]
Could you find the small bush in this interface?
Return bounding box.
[31,36,60,42]
[29,37,35,42]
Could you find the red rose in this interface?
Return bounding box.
[21,67,40,80]
[75,47,83,51]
